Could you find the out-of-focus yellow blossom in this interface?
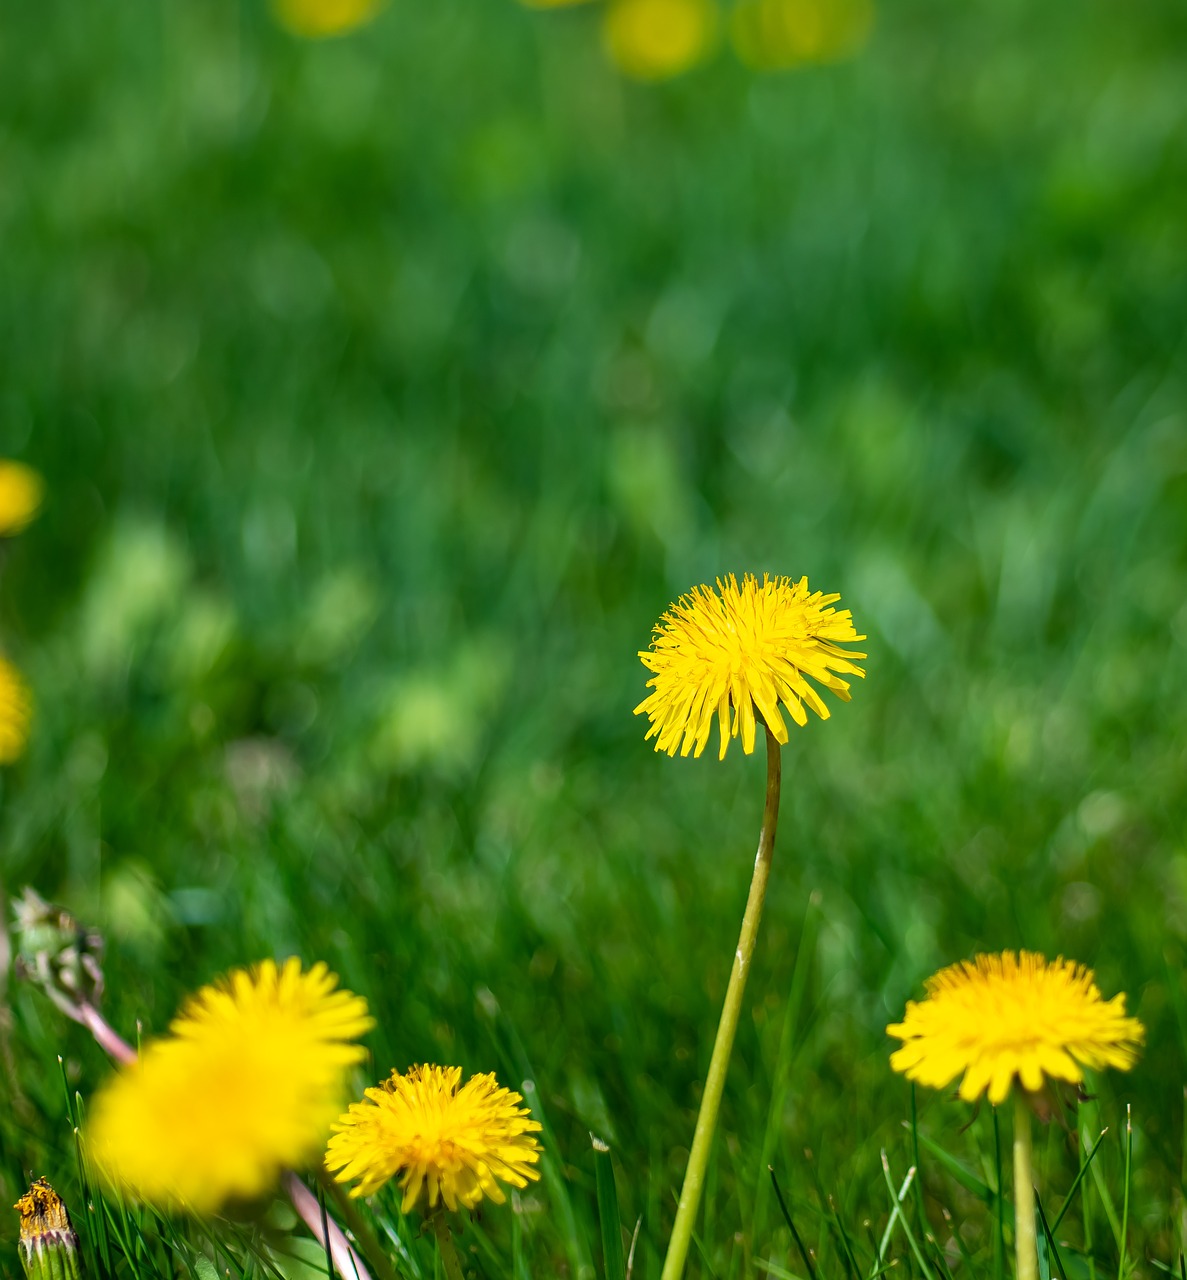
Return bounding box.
[88,959,374,1214]
[271,0,385,39]
[0,658,32,765]
[730,0,872,70]
[0,461,43,536]
[518,0,597,8]
[602,0,718,81]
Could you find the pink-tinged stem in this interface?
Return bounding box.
[76,1003,136,1065]
[76,1003,372,1280]
[283,1173,372,1280]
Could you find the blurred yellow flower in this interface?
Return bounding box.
[88,959,373,1213]
[0,461,44,537]
[602,0,718,81]
[271,0,385,39]
[635,572,865,759]
[326,1064,543,1211]
[888,952,1144,1105]
[730,0,872,69]
[519,0,597,7]
[0,658,32,765]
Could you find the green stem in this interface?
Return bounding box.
[316,1170,402,1280]
[660,726,782,1280]
[1014,1093,1037,1280]
[431,1215,465,1280]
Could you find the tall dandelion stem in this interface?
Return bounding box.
[661,725,782,1280]
[1013,1093,1037,1280]
[431,1214,465,1280]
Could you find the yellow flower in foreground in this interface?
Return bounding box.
[271,0,384,38]
[88,959,373,1213]
[888,952,1144,1106]
[635,572,865,759]
[0,658,32,764]
[0,460,43,536]
[326,1064,543,1211]
[602,0,718,81]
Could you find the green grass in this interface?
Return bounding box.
[2,0,1187,1275]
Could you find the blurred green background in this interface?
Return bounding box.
[3,0,1187,1275]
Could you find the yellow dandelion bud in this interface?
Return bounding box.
[87,958,374,1214]
[271,0,385,39]
[635,572,866,759]
[602,0,718,82]
[0,461,43,537]
[326,1064,543,1212]
[887,951,1145,1106]
[0,658,32,765]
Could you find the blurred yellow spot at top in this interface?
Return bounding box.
[603,0,718,82]
[0,460,43,537]
[518,0,597,8]
[731,0,873,69]
[271,0,385,39]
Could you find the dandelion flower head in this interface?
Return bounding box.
[326,1064,543,1211]
[271,0,385,38]
[635,572,866,759]
[88,958,374,1213]
[887,951,1144,1106]
[0,460,43,536]
[0,658,32,765]
[602,0,718,81]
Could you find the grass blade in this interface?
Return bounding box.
[592,1136,626,1280]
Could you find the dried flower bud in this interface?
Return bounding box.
[14,1178,82,1280]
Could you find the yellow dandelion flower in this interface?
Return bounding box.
[602,0,718,82]
[270,0,385,39]
[887,951,1145,1106]
[87,958,374,1213]
[326,1064,543,1211]
[635,572,866,759]
[730,0,873,70]
[0,460,43,536]
[0,657,32,765]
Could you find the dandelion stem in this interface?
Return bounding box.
[284,1172,372,1280]
[431,1214,465,1280]
[660,725,782,1280]
[1013,1093,1037,1280]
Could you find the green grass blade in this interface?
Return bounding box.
[1049,1129,1108,1236]
[878,1153,935,1280]
[592,1136,626,1280]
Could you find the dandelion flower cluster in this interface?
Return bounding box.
[88,958,373,1214]
[887,951,1145,1105]
[270,0,385,38]
[0,460,43,536]
[635,572,865,759]
[0,657,32,764]
[326,1064,543,1211]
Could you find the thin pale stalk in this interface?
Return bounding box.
[1014,1093,1037,1280]
[431,1215,465,1280]
[660,726,782,1280]
[284,1173,372,1280]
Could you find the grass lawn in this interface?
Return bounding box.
[2,0,1187,1276]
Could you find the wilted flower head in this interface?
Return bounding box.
[887,951,1145,1105]
[14,1179,80,1280]
[326,1064,543,1212]
[88,958,373,1213]
[635,572,865,759]
[0,461,43,537]
[0,658,32,765]
[12,887,106,1018]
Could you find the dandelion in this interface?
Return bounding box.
[602,0,718,81]
[88,958,374,1214]
[327,1064,542,1278]
[0,460,43,536]
[14,1178,81,1280]
[270,0,385,38]
[0,657,33,765]
[640,572,863,1280]
[635,573,866,760]
[888,952,1144,1280]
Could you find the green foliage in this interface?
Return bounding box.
[2,0,1187,1275]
